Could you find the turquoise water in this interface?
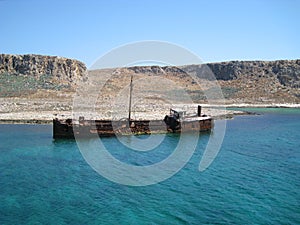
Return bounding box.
[0,109,299,224]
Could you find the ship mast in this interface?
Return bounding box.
[128,75,133,122]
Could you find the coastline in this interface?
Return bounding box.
[209,103,300,108]
[1,103,299,124]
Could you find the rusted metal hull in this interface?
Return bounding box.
[53,117,213,139]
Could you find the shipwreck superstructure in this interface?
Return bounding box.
[53,106,213,139]
[53,75,213,139]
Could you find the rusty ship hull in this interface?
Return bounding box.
[53,116,213,139]
[53,76,213,139]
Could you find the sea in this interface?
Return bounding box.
[0,108,299,224]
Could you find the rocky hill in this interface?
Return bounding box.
[0,54,87,82]
[125,60,300,88]
[0,54,87,97]
[207,60,300,103]
[0,55,300,122]
[95,60,300,105]
[207,60,300,87]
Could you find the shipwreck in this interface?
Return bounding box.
[53,76,213,139]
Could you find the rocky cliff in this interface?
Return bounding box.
[206,60,300,88]
[1,54,298,89]
[126,60,300,88]
[110,59,300,104]
[0,56,300,121]
[0,54,87,85]
[0,54,299,104]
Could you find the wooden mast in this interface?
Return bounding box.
[128,75,133,123]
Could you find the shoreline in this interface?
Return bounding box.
[0,119,52,124]
[201,103,300,108]
[0,104,299,125]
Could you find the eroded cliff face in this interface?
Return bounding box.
[206,60,300,88]
[0,54,87,85]
[1,54,298,89]
[126,60,300,88]
[105,59,300,104]
[0,54,299,105]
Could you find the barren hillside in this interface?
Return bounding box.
[0,54,299,121]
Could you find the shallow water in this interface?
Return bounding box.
[0,109,299,224]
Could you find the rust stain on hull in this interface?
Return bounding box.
[53,117,213,139]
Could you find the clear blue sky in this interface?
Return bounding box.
[0,0,299,67]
